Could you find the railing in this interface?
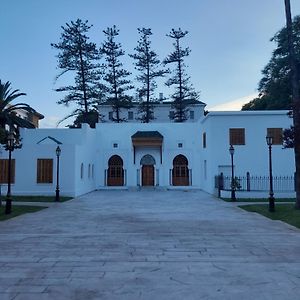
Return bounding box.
[215,174,295,192]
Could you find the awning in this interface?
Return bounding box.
[131,131,163,147]
[131,131,163,164]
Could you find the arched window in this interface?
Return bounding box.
[107,155,124,186]
[172,154,189,186]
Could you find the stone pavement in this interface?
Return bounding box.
[0,190,299,300]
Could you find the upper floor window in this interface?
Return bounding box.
[229,128,245,145]
[0,159,15,184]
[267,128,283,145]
[128,111,134,120]
[178,143,183,148]
[190,110,194,119]
[108,111,113,120]
[113,143,118,148]
[37,159,53,183]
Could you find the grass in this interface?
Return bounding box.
[0,205,47,221]
[0,195,73,203]
[240,203,300,229]
[222,198,295,203]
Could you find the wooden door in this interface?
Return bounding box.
[142,165,154,186]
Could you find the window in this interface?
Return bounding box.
[190,110,194,119]
[0,159,15,184]
[108,111,113,120]
[267,128,283,145]
[204,160,207,180]
[80,163,84,179]
[37,159,53,183]
[88,164,91,178]
[128,111,133,120]
[178,143,183,148]
[92,164,94,178]
[169,111,175,119]
[203,132,206,148]
[229,128,245,145]
[113,143,118,148]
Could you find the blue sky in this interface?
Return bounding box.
[1,0,300,127]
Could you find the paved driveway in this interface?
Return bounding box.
[0,190,299,300]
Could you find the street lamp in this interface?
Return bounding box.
[229,144,236,201]
[266,135,275,212]
[55,146,61,202]
[5,132,22,214]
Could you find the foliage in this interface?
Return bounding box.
[240,203,300,228]
[70,110,99,128]
[100,25,133,122]
[242,15,300,111]
[51,19,105,115]
[231,177,241,190]
[130,28,168,122]
[0,80,36,144]
[164,28,199,122]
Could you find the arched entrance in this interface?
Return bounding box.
[107,155,124,186]
[172,155,189,186]
[140,154,155,186]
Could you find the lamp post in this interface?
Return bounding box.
[266,135,275,212]
[55,146,61,202]
[5,132,21,214]
[229,144,236,201]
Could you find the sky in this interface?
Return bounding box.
[1,0,300,127]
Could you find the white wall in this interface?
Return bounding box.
[201,111,294,193]
[99,103,205,123]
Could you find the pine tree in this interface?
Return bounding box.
[100,25,133,123]
[164,28,199,122]
[130,28,168,123]
[51,19,104,126]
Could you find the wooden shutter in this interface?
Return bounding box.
[37,159,53,183]
[229,128,245,145]
[0,159,15,184]
[267,128,283,145]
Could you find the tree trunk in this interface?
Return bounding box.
[284,0,300,209]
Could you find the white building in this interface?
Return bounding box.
[0,101,295,198]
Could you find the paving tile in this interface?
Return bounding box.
[0,190,299,299]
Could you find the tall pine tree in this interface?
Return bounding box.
[100,25,133,122]
[164,28,199,122]
[130,28,168,123]
[51,19,104,126]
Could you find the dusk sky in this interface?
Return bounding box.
[2,0,300,127]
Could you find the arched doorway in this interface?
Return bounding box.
[140,154,155,186]
[107,155,124,186]
[172,155,189,186]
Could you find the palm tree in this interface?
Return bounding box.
[0,80,36,142]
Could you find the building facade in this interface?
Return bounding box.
[0,102,295,198]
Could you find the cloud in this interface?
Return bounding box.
[207,93,258,111]
[39,116,60,128]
